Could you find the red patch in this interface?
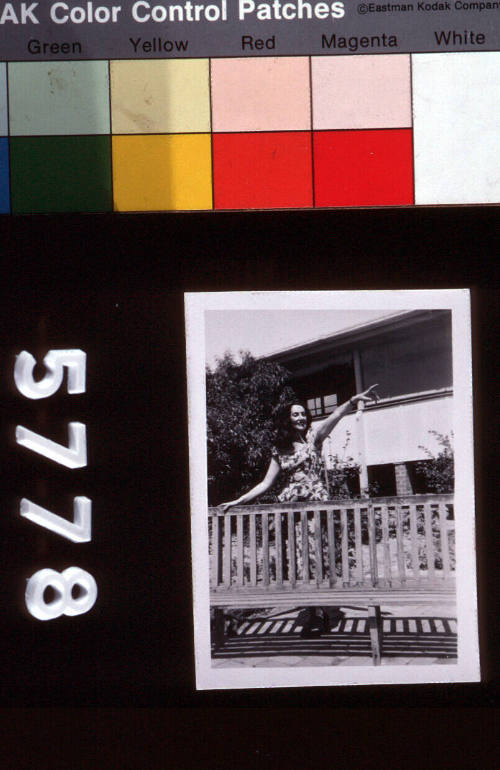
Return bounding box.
[213,131,313,210]
[313,129,414,207]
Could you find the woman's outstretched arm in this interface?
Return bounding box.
[219,457,281,513]
[313,384,379,446]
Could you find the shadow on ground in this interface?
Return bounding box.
[211,611,457,661]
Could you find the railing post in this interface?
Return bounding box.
[381,504,391,586]
[262,512,270,586]
[301,510,309,584]
[341,507,349,587]
[249,513,257,586]
[354,505,363,585]
[314,510,323,586]
[395,503,406,585]
[367,502,378,587]
[410,504,420,580]
[368,605,382,665]
[287,511,296,588]
[424,504,435,579]
[275,511,283,586]
[327,509,336,587]
[212,513,222,588]
[223,514,232,588]
[236,513,244,587]
[439,503,451,578]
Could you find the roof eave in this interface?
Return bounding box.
[262,309,449,363]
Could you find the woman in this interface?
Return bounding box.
[220,384,379,636]
[220,384,379,511]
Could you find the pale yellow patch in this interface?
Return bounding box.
[110,59,211,134]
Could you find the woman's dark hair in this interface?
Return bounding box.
[274,400,312,451]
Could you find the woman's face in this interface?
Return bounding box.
[290,404,307,434]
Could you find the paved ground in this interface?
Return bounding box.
[211,603,457,668]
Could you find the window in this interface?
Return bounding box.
[307,393,338,418]
[406,461,431,494]
[367,464,397,497]
[406,459,454,496]
[298,359,355,418]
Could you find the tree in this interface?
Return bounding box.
[415,431,454,493]
[206,351,295,505]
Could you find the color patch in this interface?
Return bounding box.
[10,136,112,213]
[112,133,212,211]
[0,63,7,136]
[413,52,500,204]
[313,129,414,207]
[0,137,10,212]
[110,59,211,134]
[213,132,313,210]
[211,57,311,132]
[8,61,110,136]
[1,50,497,212]
[311,55,412,129]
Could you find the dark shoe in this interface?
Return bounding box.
[298,607,324,638]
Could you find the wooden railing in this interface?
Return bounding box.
[208,494,455,600]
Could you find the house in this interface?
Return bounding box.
[264,309,453,496]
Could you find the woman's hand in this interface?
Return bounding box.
[218,459,281,512]
[219,500,239,513]
[350,384,380,407]
[314,385,380,444]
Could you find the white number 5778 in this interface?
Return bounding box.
[14,349,97,621]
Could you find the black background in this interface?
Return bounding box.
[0,208,497,764]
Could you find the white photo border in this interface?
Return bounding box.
[185,290,479,690]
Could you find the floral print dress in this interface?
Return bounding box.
[272,427,329,502]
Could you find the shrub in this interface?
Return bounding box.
[415,431,454,493]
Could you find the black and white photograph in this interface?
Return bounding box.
[186,289,479,690]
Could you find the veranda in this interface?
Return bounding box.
[208,494,456,664]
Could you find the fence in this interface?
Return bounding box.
[208,494,455,600]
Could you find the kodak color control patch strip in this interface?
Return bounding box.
[0,2,498,212]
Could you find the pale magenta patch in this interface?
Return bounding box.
[311,54,412,130]
[211,57,311,132]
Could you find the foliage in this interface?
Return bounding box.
[325,458,360,498]
[415,431,454,493]
[324,431,361,498]
[206,351,295,505]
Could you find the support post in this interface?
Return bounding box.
[368,605,382,665]
[353,349,368,495]
[212,608,226,650]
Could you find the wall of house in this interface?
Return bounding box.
[322,393,453,468]
[359,320,452,398]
